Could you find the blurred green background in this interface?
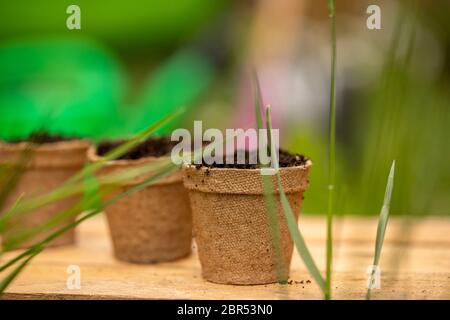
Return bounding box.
[0,0,448,215]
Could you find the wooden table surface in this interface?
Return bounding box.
[1,214,449,300]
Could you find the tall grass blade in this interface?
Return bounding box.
[2,159,174,252]
[325,0,337,300]
[252,73,286,283]
[260,178,287,282]
[0,108,184,229]
[0,162,178,292]
[0,111,182,290]
[366,160,395,300]
[0,247,42,293]
[252,69,264,131]
[277,181,326,292]
[0,143,34,209]
[266,106,326,293]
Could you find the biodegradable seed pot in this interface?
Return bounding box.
[88,137,192,264]
[0,136,90,248]
[183,150,311,285]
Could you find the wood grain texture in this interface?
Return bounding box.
[1,214,449,300]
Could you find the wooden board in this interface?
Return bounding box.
[1,214,450,300]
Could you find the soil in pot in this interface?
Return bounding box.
[7,132,78,144]
[0,133,90,249]
[90,136,192,264]
[184,149,311,285]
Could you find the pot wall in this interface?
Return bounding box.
[87,145,192,264]
[0,140,90,249]
[184,163,311,285]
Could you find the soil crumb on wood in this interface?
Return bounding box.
[97,136,177,160]
[197,149,308,169]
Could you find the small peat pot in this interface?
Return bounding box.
[88,137,192,264]
[183,150,311,285]
[0,135,90,248]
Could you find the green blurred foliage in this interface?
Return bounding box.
[0,38,125,139]
[0,1,225,140]
[288,3,450,216]
[352,66,450,216]
[119,48,215,137]
[0,39,216,140]
[0,1,447,216]
[0,0,226,48]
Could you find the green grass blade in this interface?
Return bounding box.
[0,193,24,256]
[251,74,287,283]
[253,69,264,130]
[1,163,177,272]
[89,108,183,166]
[325,0,337,300]
[0,247,43,293]
[2,160,175,253]
[260,177,287,283]
[0,143,34,209]
[0,108,184,228]
[327,0,335,12]
[104,164,178,206]
[366,160,395,300]
[0,163,178,292]
[266,106,326,293]
[277,180,326,292]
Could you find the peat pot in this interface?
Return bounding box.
[0,139,90,248]
[88,145,192,264]
[184,161,311,285]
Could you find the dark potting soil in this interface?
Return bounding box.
[197,149,308,169]
[97,136,177,160]
[7,132,77,144]
[97,137,309,166]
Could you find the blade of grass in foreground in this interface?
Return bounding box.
[325,0,337,300]
[0,108,184,228]
[1,159,174,255]
[252,69,265,131]
[0,130,54,209]
[266,106,326,293]
[252,73,286,283]
[1,164,175,274]
[0,144,34,209]
[0,111,183,287]
[0,248,43,293]
[0,163,178,292]
[366,160,395,300]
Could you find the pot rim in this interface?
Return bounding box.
[87,144,169,166]
[0,139,91,169]
[183,159,312,173]
[87,145,181,186]
[183,160,312,195]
